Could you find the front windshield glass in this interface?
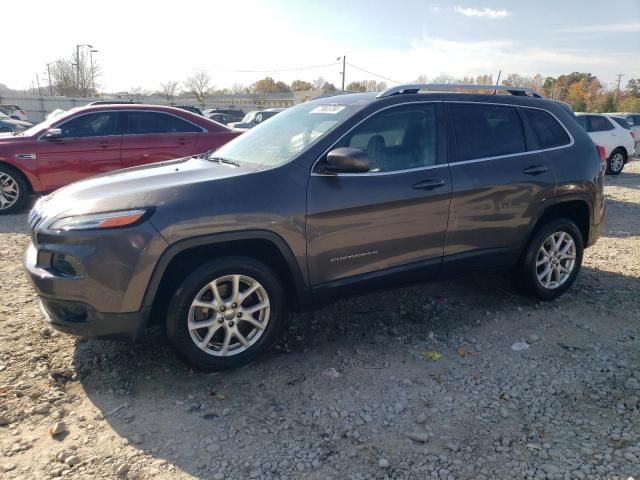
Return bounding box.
[241,111,256,123]
[19,107,79,137]
[212,102,363,168]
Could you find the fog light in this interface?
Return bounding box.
[51,253,82,277]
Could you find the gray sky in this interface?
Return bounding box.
[4,0,639,92]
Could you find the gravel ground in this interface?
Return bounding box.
[1,163,639,480]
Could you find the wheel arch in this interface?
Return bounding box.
[144,231,311,326]
[522,196,592,253]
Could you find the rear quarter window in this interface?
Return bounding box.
[522,109,571,149]
[588,115,614,132]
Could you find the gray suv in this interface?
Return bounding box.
[24,84,605,370]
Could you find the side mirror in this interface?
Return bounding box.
[44,128,63,140]
[323,147,370,174]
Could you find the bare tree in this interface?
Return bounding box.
[184,71,212,106]
[128,87,149,101]
[48,49,100,97]
[159,81,179,103]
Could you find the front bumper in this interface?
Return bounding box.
[38,297,150,340]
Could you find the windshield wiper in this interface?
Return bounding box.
[209,156,240,167]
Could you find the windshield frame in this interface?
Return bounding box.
[18,107,81,137]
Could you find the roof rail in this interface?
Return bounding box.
[377,83,543,99]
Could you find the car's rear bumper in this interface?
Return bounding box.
[38,297,149,341]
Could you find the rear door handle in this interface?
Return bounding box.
[99,141,116,148]
[177,138,192,146]
[412,179,445,190]
[522,165,549,175]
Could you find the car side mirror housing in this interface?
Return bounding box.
[322,147,370,174]
[44,128,63,140]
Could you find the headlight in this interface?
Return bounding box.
[49,209,151,231]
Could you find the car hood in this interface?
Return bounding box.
[35,156,258,220]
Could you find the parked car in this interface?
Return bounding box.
[203,108,244,123]
[24,84,605,371]
[206,113,231,125]
[0,112,32,133]
[575,113,635,174]
[607,112,640,155]
[0,104,28,121]
[228,108,285,129]
[173,105,204,116]
[0,104,241,213]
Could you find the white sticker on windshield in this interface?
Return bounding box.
[310,105,346,114]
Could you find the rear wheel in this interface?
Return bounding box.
[606,149,626,175]
[515,218,584,300]
[0,165,28,214]
[166,256,286,371]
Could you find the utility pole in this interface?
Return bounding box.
[90,49,98,96]
[614,73,624,109]
[76,44,93,97]
[337,55,346,91]
[46,63,53,96]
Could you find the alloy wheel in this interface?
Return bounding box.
[0,172,19,211]
[187,274,270,356]
[610,153,624,173]
[535,231,576,290]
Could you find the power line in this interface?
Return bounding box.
[213,62,340,74]
[345,62,403,85]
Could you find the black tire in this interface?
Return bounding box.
[515,218,584,301]
[606,148,626,175]
[166,256,286,371]
[0,164,29,214]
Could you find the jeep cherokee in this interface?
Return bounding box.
[24,84,605,370]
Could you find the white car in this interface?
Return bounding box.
[607,113,640,155]
[0,104,28,121]
[575,113,636,175]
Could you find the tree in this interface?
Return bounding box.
[128,87,150,102]
[312,77,329,90]
[321,82,337,93]
[159,81,179,103]
[291,80,313,91]
[252,77,290,93]
[48,49,100,97]
[346,80,387,92]
[625,78,640,98]
[184,71,212,105]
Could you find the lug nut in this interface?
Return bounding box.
[236,312,242,318]
[231,303,237,308]
[218,318,224,324]
[220,306,226,312]
[228,321,235,327]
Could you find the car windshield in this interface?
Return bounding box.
[0,112,9,119]
[241,111,257,123]
[211,102,363,168]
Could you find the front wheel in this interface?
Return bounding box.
[0,165,28,214]
[606,149,626,175]
[166,256,286,371]
[515,218,584,300]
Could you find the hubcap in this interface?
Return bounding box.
[535,231,576,290]
[0,172,19,211]
[610,153,624,172]
[187,274,270,357]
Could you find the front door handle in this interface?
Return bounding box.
[413,179,445,190]
[523,165,549,175]
[177,138,192,146]
[99,141,116,149]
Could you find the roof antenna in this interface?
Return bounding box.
[493,70,502,94]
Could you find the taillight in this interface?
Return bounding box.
[596,145,607,164]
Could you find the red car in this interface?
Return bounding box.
[0,104,241,213]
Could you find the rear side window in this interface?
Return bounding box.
[522,109,570,149]
[126,112,201,134]
[587,115,614,132]
[610,117,631,130]
[450,103,526,161]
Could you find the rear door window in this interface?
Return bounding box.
[125,112,201,134]
[522,109,570,149]
[587,115,614,132]
[450,103,526,161]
